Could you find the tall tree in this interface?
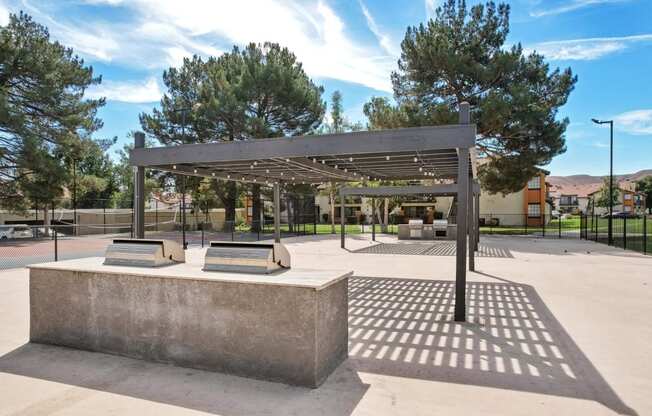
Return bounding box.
[0,13,104,210]
[318,90,363,232]
[141,43,325,231]
[594,177,620,210]
[364,0,577,194]
[635,176,652,214]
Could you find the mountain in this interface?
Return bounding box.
[548,170,652,188]
[547,169,652,197]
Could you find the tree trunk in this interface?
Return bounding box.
[329,184,336,234]
[251,184,261,232]
[42,205,51,237]
[383,198,389,232]
[224,182,237,229]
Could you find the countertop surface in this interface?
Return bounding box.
[28,257,352,290]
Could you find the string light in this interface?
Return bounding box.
[193,169,198,173]
[172,165,177,169]
[413,157,418,163]
[321,160,325,164]
[344,168,348,172]
[250,165,254,169]
[211,172,215,176]
[312,158,316,163]
[280,172,284,176]
[266,169,270,174]
[386,155,390,161]
[349,157,353,162]
[334,164,338,169]
[253,161,258,166]
[227,174,231,179]
[419,167,423,172]
[285,158,290,163]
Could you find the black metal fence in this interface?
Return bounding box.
[478,212,650,255]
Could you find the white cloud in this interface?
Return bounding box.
[37,0,394,93]
[86,77,162,103]
[359,0,399,57]
[530,0,630,18]
[613,109,652,135]
[0,2,10,26]
[425,0,441,19]
[526,34,652,60]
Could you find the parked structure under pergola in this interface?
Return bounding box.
[129,103,479,321]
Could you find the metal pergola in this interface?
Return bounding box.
[129,103,478,321]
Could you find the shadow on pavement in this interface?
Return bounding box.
[348,276,637,416]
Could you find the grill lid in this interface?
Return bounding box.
[104,239,185,267]
[203,241,291,274]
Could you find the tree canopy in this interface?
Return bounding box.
[594,177,620,209]
[635,176,652,214]
[364,0,577,194]
[0,12,104,209]
[140,43,325,224]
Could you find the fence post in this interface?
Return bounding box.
[542,215,546,238]
[524,214,528,235]
[54,228,58,262]
[201,226,205,248]
[644,215,648,254]
[623,216,627,250]
[594,214,598,242]
[103,200,107,234]
[558,214,562,238]
[231,221,235,241]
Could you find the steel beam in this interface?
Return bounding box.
[340,188,345,249]
[133,132,146,239]
[274,183,281,243]
[130,125,476,167]
[468,177,475,272]
[341,183,480,197]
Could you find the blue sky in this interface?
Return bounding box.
[1,0,650,176]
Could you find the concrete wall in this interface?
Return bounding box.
[29,267,348,388]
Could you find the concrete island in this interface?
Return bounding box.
[28,257,351,388]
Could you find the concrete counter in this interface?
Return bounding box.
[28,258,351,387]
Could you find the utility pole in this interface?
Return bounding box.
[592,118,614,245]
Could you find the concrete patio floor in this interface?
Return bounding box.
[1,235,650,415]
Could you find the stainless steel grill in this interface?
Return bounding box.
[432,220,448,237]
[104,239,185,267]
[408,219,424,239]
[203,241,291,274]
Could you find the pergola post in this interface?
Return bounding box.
[468,178,475,271]
[273,183,281,243]
[455,102,471,322]
[371,197,376,241]
[455,148,469,322]
[133,132,146,239]
[340,188,345,249]
[474,190,480,251]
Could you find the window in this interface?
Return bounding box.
[624,193,632,200]
[528,203,541,217]
[560,195,578,206]
[527,176,541,190]
[624,205,632,212]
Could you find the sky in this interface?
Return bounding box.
[0,0,650,177]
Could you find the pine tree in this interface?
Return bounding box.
[0,13,104,211]
[364,0,577,194]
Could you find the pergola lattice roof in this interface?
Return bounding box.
[129,125,477,185]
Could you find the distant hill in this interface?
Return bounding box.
[548,169,652,188]
[547,169,652,197]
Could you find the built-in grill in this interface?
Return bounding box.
[408,219,424,239]
[203,241,291,274]
[432,219,448,237]
[104,239,185,267]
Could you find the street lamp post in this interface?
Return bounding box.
[591,118,614,245]
[171,106,196,249]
